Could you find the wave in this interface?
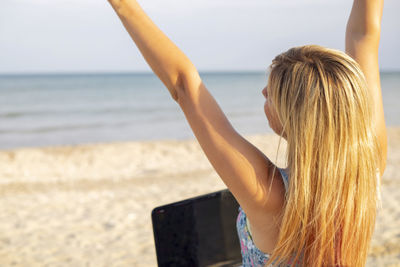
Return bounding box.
[0,121,134,134]
[0,106,178,119]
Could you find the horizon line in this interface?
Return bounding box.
[0,69,399,76]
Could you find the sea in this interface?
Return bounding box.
[0,72,399,150]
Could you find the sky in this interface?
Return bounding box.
[1,0,399,74]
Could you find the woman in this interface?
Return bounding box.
[107,0,387,266]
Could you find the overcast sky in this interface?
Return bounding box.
[1,0,399,74]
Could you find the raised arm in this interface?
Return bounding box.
[108,0,199,101]
[107,1,285,218]
[345,0,387,174]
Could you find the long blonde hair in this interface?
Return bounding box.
[265,45,381,267]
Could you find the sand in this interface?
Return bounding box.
[0,128,399,267]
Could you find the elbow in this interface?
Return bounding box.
[173,66,201,103]
[347,20,381,39]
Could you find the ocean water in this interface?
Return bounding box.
[0,72,399,150]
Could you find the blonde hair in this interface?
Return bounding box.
[265,45,381,266]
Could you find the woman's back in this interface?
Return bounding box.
[236,165,383,267]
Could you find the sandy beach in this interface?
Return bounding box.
[1,128,399,267]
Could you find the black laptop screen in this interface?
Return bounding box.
[151,189,242,267]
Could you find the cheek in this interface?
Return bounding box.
[264,101,283,133]
[264,102,274,123]
[264,101,268,116]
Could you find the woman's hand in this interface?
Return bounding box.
[108,0,137,17]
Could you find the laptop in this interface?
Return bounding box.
[151,189,243,267]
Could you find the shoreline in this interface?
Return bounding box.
[2,125,399,152]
